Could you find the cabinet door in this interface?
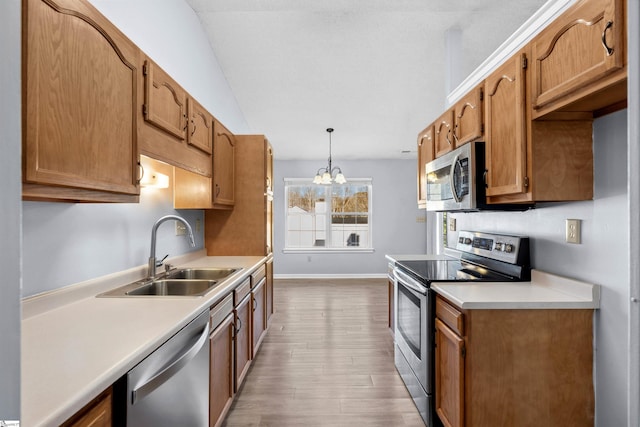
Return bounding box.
[388,277,395,335]
[417,126,434,207]
[434,110,455,158]
[213,121,236,207]
[531,0,625,111]
[454,86,483,146]
[251,278,267,357]
[234,294,252,391]
[210,313,235,427]
[435,318,465,427]
[485,53,527,198]
[187,97,213,154]
[143,59,187,140]
[265,141,274,254]
[265,258,274,322]
[23,0,140,201]
[62,388,112,427]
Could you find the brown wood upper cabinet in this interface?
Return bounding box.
[205,136,274,256]
[417,125,434,208]
[531,0,626,117]
[485,50,594,204]
[434,110,455,158]
[484,53,528,199]
[213,121,236,208]
[139,58,212,177]
[453,85,483,147]
[23,0,140,203]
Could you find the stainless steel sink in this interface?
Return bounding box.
[125,279,219,296]
[166,268,239,281]
[97,267,242,297]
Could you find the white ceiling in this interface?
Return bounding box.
[185,0,547,160]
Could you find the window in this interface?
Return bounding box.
[284,178,373,251]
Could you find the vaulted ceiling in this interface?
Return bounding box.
[185,0,548,160]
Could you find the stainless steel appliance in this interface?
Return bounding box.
[393,231,530,426]
[122,310,210,426]
[424,141,531,212]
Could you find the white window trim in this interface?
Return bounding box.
[283,177,374,252]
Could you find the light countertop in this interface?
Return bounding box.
[387,254,599,310]
[432,269,600,309]
[21,251,269,427]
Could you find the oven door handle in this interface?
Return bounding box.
[393,268,428,295]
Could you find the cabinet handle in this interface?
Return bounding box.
[483,170,488,188]
[235,317,242,333]
[445,129,452,146]
[601,20,614,56]
[453,123,460,144]
[137,162,144,184]
[215,184,221,197]
[183,114,188,132]
[191,119,196,136]
[252,297,257,312]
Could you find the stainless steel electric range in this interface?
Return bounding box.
[391,231,530,426]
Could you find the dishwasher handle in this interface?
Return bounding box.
[131,321,210,405]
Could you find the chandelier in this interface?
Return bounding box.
[312,128,346,184]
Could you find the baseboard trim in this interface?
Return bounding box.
[274,273,388,280]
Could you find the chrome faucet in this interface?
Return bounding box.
[148,215,196,278]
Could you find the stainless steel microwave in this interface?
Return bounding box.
[424,141,532,212]
[424,141,482,211]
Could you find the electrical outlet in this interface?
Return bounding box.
[416,216,426,223]
[195,218,201,233]
[449,217,456,231]
[175,221,186,236]
[566,219,581,244]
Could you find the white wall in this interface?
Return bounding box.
[0,0,21,419]
[274,159,427,276]
[88,0,250,134]
[446,110,629,426]
[22,171,205,296]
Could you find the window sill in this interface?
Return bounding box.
[282,248,375,254]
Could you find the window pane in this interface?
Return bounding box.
[285,180,371,250]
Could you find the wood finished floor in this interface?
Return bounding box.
[222,278,425,427]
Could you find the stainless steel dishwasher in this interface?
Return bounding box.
[125,310,209,426]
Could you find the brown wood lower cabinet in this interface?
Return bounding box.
[251,278,267,357]
[61,387,112,427]
[209,313,235,427]
[234,293,252,391]
[265,258,274,322]
[434,295,594,427]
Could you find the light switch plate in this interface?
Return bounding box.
[566,219,581,244]
[449,218,456,231]
[175,221,186,236]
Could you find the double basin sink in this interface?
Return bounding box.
[98,268,240,297]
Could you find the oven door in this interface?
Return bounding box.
[393,268,432,394]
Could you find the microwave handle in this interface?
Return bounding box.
[449,154,462,203]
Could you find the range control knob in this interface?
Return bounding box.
[504,244,514,253]
[458,237,464,244]
[495,243,503,251]
[464,238,472,245]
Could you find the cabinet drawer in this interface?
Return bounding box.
[436,297,464,336]
[234,277,251,306]
[251,264,266,288]
[211,293,234,329]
